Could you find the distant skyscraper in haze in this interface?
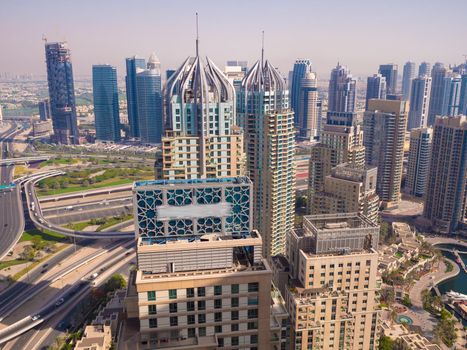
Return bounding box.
[136,54,163,144]
[156,39,244,180]
[38,99,51,121]
[328,63,357,113]
[226,60,248,72]
[297,69,319,140]
[424,116,467,234]
[238,57,296,258]
[125,56,146,138]
[92,65,121,142]
[366,73,387,109]
[418,61,431,77]
[402,61,416,100]
[364,99,408,206]
[428,62,448,126]
[44,41,79,145]
[165,69,175,81]
[460,74,467,115]
[290,59,312,128]
[441,73,462,116]
[407,76,432,130]
[379,63,398,95]
[406,127,432,197]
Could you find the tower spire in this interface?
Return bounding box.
[196,12,199,57]
[261,30,264,68]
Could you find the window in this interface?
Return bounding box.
[170,316,178,326]
[231,284,239,294]
[214,285,222,295]
[231,310,239,320]
[230,322,239,332]
[215,312,222,322]
[251,335,258,344]
[186,288,195,298]
[248,309,258,319]
[231,297,239,307]
[214,299,222,309]
[147,291,156,301]
[248,283,259,292]
[215,325,222,333]
[248,322,258,330]
[188,328,196,338]
[198,300,206,310]
[169,289,177,299]
[187,301,195,312]
[199,327,206,337]
[148,305,157,315]
[187,315,195,325]
[218,338,224,347]
[149,318,157,328]
[232,337,239,346]
[169,303,178,313]
[198,314,206,324]
[198,287,205,297]
[248,297,258,305]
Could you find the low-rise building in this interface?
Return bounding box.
[381,321,441,350]
[74,324,112,350]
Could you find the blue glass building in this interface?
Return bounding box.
[136,54,163,144]
[290,59,312,128]
[378,64,398,95]
[366,74,387,109]
[92,65,121,142]
[38,99,51,121]
[44,42,79,145]
[460,74,467,115]
[125,56,146,138]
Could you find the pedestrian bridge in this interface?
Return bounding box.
[0,156,50,165]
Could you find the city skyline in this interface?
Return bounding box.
[1,0,467,78]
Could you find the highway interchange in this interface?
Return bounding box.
[0,121,137,348]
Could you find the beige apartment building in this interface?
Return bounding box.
[125,177,288,350]
[273,213,380,350]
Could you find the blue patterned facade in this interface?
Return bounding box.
[134,177,252,244]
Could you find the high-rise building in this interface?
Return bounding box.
[402,61,416,100]
[237,57,296,258]
[279,213,380,350]
[125,56,146,138]
[127,177,288,349]
[165,69,176,82]
[364,99,408,206]
[418,61,431,77]
[441,73,462,116]
[366,74,387,109]
[136,54,163,144]
[92,65,121,142]
[378,64,398,95]
[428,63,448,126]
[328,63,357,113]
[44,41,79,145]
[406,127,432,197]
[156,43,244,180]
[297,70,319,140]
[460,74,467,115]
[290,59,312,128]
[38,99,51,121]
[310,163,380,222]
[424,116,467,234]
[407,76,432,130]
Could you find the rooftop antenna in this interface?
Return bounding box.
[195,12,199,57]
[261,30,264,68]
[42,34,47,43]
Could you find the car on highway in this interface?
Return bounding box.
[31,314,40,321]
[55,298,65,306]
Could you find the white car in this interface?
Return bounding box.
[31,314,40,321]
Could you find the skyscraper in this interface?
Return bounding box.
[428,63,448,126]
[418,61,431,77]
[290,59,312,128]
[44,41,79,145]
[402,61,416,100]
[366,73,387,109]
[441,73,462,116]
[297,70,319,140]
[328,63,357,113]
[424,116,467,234]
[406,127,432,197]
[378,64,398,95]
[460,74,467,115]
[156,41,244,180]
[136,54,163,144]
[92,65,121,142]
[364,99,408,206]
[125,56,146,138]
[238,57,296,258]
[127,177,288,349]
[38,99,51,121]
[407,76,432,130]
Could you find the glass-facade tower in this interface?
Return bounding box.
[125,56,146,138]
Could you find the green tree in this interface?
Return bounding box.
[434,309,457,347]
[104,274,127,293]
[20,246,36,261]
[401,295,412,308]
[378,335,395,350]
[31,236,45,251]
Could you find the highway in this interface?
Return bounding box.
[0,123,26,260]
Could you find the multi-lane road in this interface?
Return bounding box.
[0,123,25,260]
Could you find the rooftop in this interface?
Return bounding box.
[134,176,251,189]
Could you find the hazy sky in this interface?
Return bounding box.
[1,0,466,79]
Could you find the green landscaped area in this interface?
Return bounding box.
[65,214,133,232]
[39,157,79,168]
[0,259,27,271]
[36,167,154,196]
[20,228,65,243]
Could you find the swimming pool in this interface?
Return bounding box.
[396,315,414,325]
